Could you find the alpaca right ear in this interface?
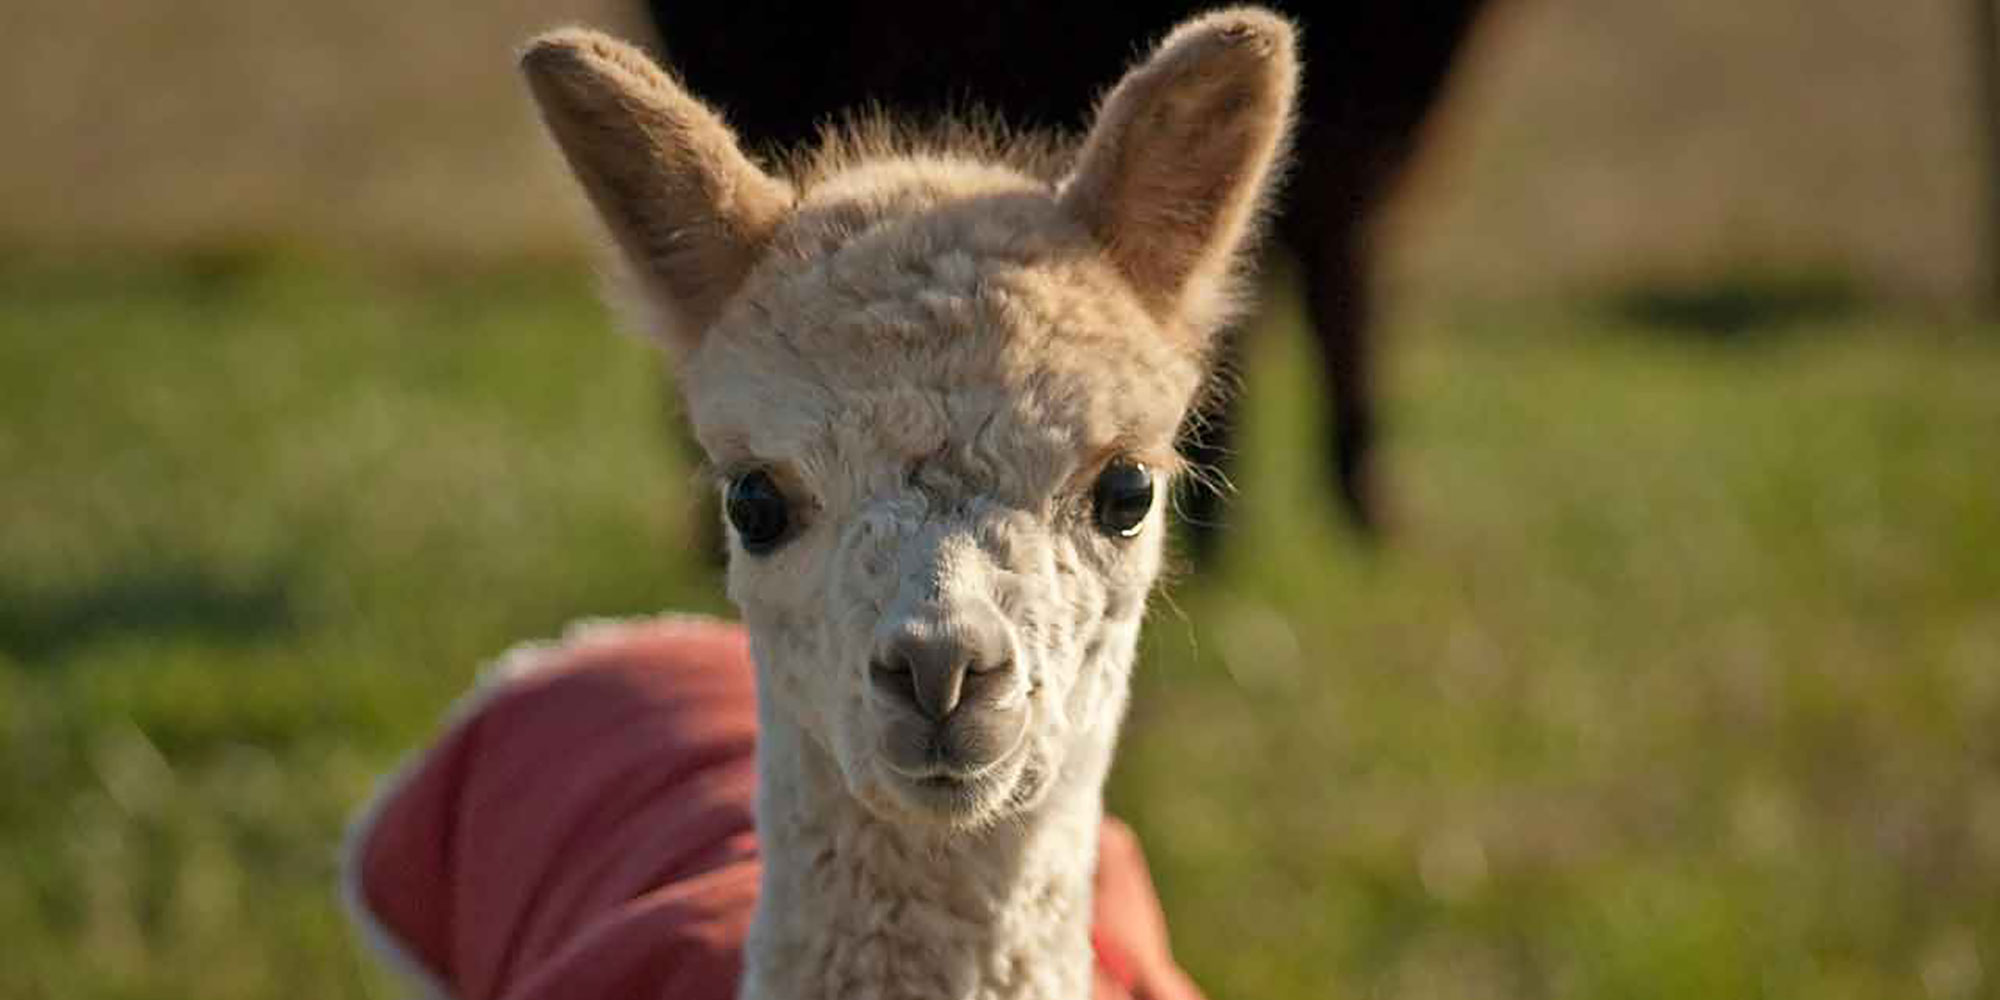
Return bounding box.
[1060,7,1298,344]
[520,29,794,355]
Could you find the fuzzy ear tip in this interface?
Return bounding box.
[1177,6,1298,55]
[1152,7,1301,103]
[519,28,590,69]
[517,27,639,87]
[1206,6,1297,43]
[518,34,587,97]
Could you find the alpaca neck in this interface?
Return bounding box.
[740,707,1113,1000]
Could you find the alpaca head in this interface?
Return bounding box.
[522,8,1296,831]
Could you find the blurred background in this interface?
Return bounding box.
[1,0,1996,997]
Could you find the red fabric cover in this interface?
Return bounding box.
[350,618,1203,1000]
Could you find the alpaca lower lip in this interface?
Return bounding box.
[881,741,1027,818]
[892,756,1000,785]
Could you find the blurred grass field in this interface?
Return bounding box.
[1,257,1995,999]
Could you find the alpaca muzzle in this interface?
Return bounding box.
[869,601,1029,780]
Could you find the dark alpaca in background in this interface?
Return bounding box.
[641,0,1493,561]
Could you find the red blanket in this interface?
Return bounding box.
[344,617,1206,1000]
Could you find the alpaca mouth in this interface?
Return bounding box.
[888,738,1019,786]
[877,733,1036,825]
[880,697,1033,780]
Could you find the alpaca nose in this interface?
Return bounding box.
[871,617,1010,721]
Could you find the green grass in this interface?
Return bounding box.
[2,260,1995,999]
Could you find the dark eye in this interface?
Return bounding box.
[726,469,791,554]
[1091,460,1154,538]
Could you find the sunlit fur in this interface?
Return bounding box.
[521,9,1297,998]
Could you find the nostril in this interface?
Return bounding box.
[959,659,1012,702]
[967,657,1011,676]
[870,656,919,709]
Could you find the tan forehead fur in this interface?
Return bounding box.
[682,152,1207,498]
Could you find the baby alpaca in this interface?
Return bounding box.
[519,8,1297,999]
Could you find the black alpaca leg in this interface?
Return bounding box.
[1304,231,1382,536]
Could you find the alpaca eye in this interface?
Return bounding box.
[726,469,791,554]
[1091,461,1154,538]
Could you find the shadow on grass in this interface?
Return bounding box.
[1606,271,1865,342]
[0,569,295,664]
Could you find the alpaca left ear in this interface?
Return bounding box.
[1060,7,1298,342]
